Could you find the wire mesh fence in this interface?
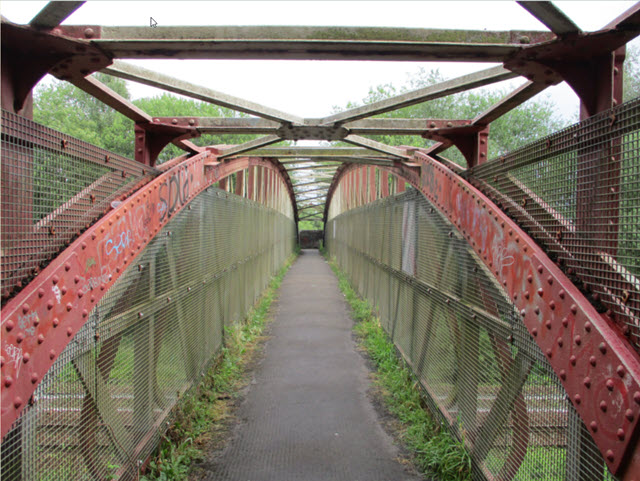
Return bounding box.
[326,188,613,481]
[468,98,640,351]
[1,110,156,306]
[0,185,297,481]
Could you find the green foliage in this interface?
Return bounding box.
[624,44,640,102]
[335,68,568,166]
[326,254,472,481]
[140,252,297,481]
[298,220,323,231]
[33,75,259,164]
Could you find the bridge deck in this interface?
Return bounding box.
[203,250,423,481]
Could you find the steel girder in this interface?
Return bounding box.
[324,152,640,479]
[0,152,297,439]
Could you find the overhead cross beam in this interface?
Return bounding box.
[30,1,85,29]
[517,1,581,36]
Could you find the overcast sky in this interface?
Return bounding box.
[2,1,638,121]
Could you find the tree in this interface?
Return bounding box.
[33,75,259,163]
[336,68,568,166]
[624,43,640,102]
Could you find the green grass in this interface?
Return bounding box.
[140,250,298,481]
[326,254,472,481]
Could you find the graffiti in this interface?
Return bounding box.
[159,165,193,222]
[52,285,62,304]
[17,312,38,336]
[421,163,441,202]
[4,343,23,378]
[105,230,133,256]
[79,266,111,295]
[85,257,96,273]
[494,243,515,275]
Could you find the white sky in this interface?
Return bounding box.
[2,1,638,121]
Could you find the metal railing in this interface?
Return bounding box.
[0,116,297,480]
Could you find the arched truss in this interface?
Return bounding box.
[324,151,640,478]
[0,151,298,439]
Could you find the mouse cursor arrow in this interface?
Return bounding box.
[150,17,157,28]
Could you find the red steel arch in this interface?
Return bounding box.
[324,152,640,479]
[0,150,298,438]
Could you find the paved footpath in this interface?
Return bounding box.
[205,249,424,481]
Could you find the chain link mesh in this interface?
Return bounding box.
[468,99,640,350]
[1,185,296,480]
[326,188,614,481]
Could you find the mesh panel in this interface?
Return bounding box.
[468,99,640,350]
[1,110,155,304]
[326,189,614,481]
[1,187,296,481]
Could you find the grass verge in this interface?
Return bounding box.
[326,254,472,481]
[140,250,298,481]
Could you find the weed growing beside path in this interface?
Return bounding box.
[140,251,298,481]
[326,255,472,481]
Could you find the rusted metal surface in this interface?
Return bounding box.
[325,142,640,476]
[1,144,298,439]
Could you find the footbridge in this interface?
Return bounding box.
[2,2,640,480]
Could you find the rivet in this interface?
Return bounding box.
[583,377,592,388]
[574,394,581,404]
[31,373,38,384]
[532,328,538,336]
[537,265,543,274]
[38,334,45,344]
[546,348,552,357]
[590,421,598,432]
[600,401,608,412]
[22,304,29,314]
[16,333,24,343]
[4,376,13,387]
[64,263,71,271]
[545,320,552,329]
[547,276,553,285]
[0,356,4,367]
[47,300,54,310]
[67,327,73,337]
[91,295,95,303]
[617,428,625,441]
[22,353,30,363]
[53,318,59,327]
[38,288,45,298]
[61,287,67,295]
[5,320,15,331]
[584,322,592,333]
[559,290,565,299]
[559,369,566,380]
[571,305,577,315]
[625,409,634,422]
[570,355,577,366]
[52,275,60,284]
[635,392,640,404]
[14,397,23,408]
[590,356,597,366]
[66,303,73,311]
[606,451,614,463]
[138,312,144,318]
[534,307,540,315]
[82,309,88,318]
[524,291,530,299]
[49,350,56,359]
[606,379,615,391]
[599,343,607,355]
[558,338,563,347]
[81,242,87,250]
[527,274,533,283]
[574,335,581,346]
[562,317,569,328]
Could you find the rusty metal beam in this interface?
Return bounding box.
[292,180,333,188]
[218,135,282,159]
[603,2,640,29]
[517,2,581,36]
[29,1,85,29]
[102,60,303,124]
[67,75,152,123]
[286,165,340,172]
[322,66,518,125]
[472,81,551,125]
[343,135,410,159]
[298,203,325,212]
[231,146,396,159]
[63,25,556,62]
[294,187,329,196]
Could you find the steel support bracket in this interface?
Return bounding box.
[422,124,489,168]
[134,121,201,167]
[504,29,633,119]
[1,20,112,115]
